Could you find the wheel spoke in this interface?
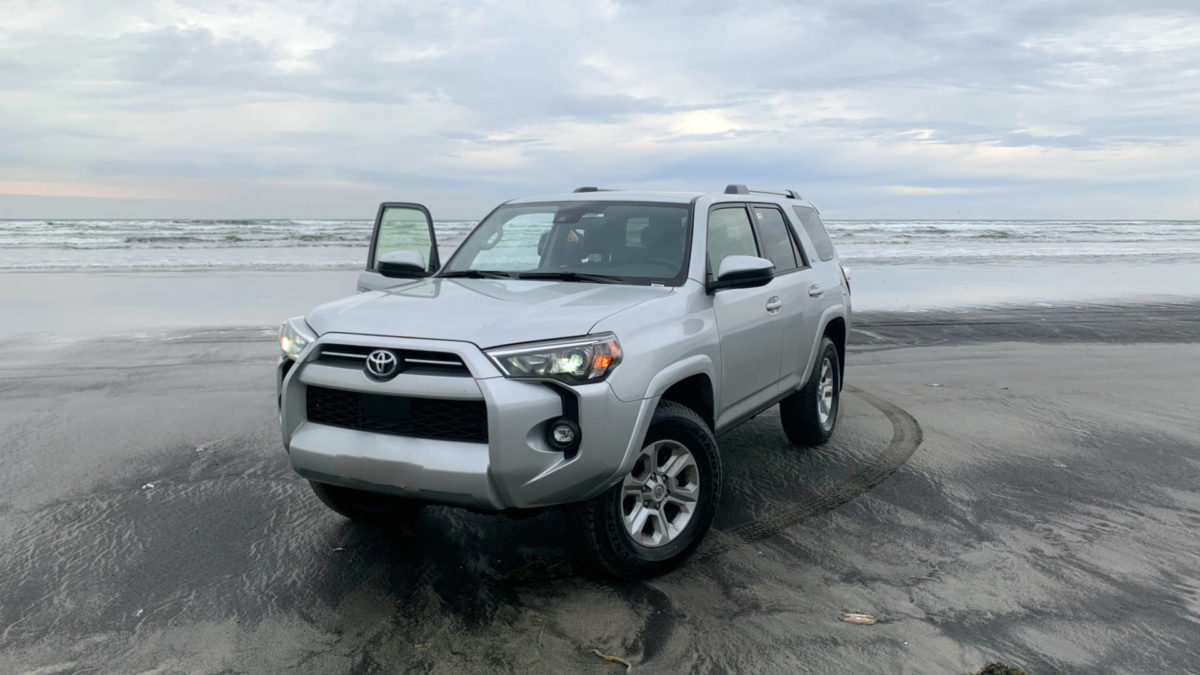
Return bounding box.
[661,449,696,480]
[646,509,669,544]
[663,508,687,539]
[618,438,703,548]
[627,502,650,534]
[665,490,696,507]
[622,480,644,498]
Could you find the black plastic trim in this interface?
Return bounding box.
[544,382,582,458]
[725,185,801,199]
[715,388,793,437]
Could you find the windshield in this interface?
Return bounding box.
[441,201,692,284]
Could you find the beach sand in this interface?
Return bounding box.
[1,302,1198,672]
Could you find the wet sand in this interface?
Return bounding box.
[1,302,1198,673]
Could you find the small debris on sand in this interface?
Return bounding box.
[140,483,155,490]
[591,648,632,672]
[331,547,346,552]
[840,612,876,625]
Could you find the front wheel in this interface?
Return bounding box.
[780,336,841,446]
[309,481,423,523]
[575,401,722,579]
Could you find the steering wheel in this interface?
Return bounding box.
[642,258,678,270]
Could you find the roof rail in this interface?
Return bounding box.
[573,186,618,193]
[724,184,801,199]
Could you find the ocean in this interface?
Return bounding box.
[2,218,1199,339]
[3,218,1200,271]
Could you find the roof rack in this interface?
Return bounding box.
[573,186,619,193]
[724,184,801,199]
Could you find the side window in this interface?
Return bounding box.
[792,206,837,262]
[751,206,798,273]
[707,206,759,280]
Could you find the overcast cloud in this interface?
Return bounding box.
[2,0,1198,218]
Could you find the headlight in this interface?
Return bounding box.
[485,333,622,385]
[278,317,317,360]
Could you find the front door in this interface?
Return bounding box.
[357,202,441,292]
[707,204,785,429]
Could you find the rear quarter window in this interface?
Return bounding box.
[791,206,837,262]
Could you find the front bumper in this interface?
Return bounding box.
[278,333,652,510]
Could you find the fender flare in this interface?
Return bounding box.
[795,304,850,391]
[591,354,718,496]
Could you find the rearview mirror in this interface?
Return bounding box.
[377,250,428,278]
[707,255,774,293]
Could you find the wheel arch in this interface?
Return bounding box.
[657,373,715,430]
[595,355,717,497]
[823,316,847,388]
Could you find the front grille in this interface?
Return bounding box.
[317,344,470,376]
[306,386,488,443]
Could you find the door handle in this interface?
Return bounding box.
[765,296,783,312]
[808,283,825,298]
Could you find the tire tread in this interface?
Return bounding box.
[780,336,840,447]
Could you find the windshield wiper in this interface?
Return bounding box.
[514,271,623,284]
[440,269,515,279]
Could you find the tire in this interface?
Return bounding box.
[780,336,841,447]
[575,401,722,579]
[309,481,423,524]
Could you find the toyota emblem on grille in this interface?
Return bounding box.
[365,349,400,380]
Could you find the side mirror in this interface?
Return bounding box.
[707,255,774,292]
[377,250,428,278]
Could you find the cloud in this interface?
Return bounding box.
[880,185,986,196]
[1,0,1198,218]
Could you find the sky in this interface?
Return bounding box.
[1,0,1199,220]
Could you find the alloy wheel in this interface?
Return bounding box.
[619,439,701,548]
[817,357,835,428]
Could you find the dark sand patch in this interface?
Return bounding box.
[2,302,1198,672]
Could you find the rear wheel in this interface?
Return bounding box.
[576,401,721,579]
[780,336,841,446]
[309,481,423,523]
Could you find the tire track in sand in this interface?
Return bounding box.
[699,385,923,560]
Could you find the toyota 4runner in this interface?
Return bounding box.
[277,185,851,578]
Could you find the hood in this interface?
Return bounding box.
[306,278,672,348]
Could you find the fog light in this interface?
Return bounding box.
[547,419,580,450]
[553,425,575,445]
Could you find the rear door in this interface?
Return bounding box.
[357,202,441,292]
[750,203,820,393]
[785,204,844,385]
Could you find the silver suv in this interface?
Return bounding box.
[277,185,851,578]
